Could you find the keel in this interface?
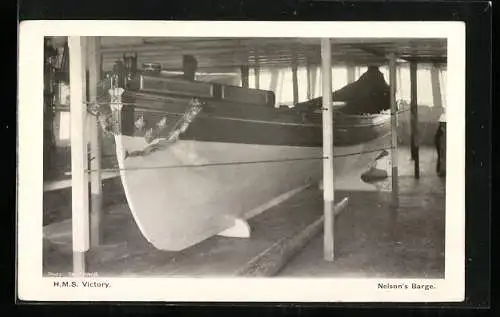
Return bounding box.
[217,218,252,238]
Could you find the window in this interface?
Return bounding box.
[354,66,368,80]
[397,64,410,101]
[57,112,70,145]
[439,67,447,108]
[394,63,447,107]
[332,67,348,91]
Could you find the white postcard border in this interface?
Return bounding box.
[17,21,465,302]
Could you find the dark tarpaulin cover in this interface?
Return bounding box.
[294,66,391,115]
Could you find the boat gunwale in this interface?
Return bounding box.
[126,105,391,129]
[118,91,392,129]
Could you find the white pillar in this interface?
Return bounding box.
[69,36,89,275]
[321,38,335,261]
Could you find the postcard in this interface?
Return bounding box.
[17,20,465,302]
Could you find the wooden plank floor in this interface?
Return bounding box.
[278,146,445,278]
[43,146,444,278]
[44,187,325,277]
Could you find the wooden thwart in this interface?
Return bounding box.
[236,197,349,277]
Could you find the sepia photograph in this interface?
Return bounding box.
[17,21,465,302]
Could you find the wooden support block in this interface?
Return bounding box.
[217,218,251,238]
[236,197,348,277]
[236,220,320,277]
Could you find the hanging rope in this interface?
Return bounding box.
[85,156,328,174]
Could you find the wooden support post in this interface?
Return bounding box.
[292,53,299,105]
[87,36,103,248]
[321,38,335,262]
[69,36,89,276]
[240,65,249,88]
[389,53,399,207]
[237,197,349,277]
[410,61,420,178]
[183,55,198,81]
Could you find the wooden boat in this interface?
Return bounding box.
[93,67,392,251]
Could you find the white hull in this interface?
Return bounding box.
[115,135,390,251]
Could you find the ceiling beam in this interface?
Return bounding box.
[348,43,446,65]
